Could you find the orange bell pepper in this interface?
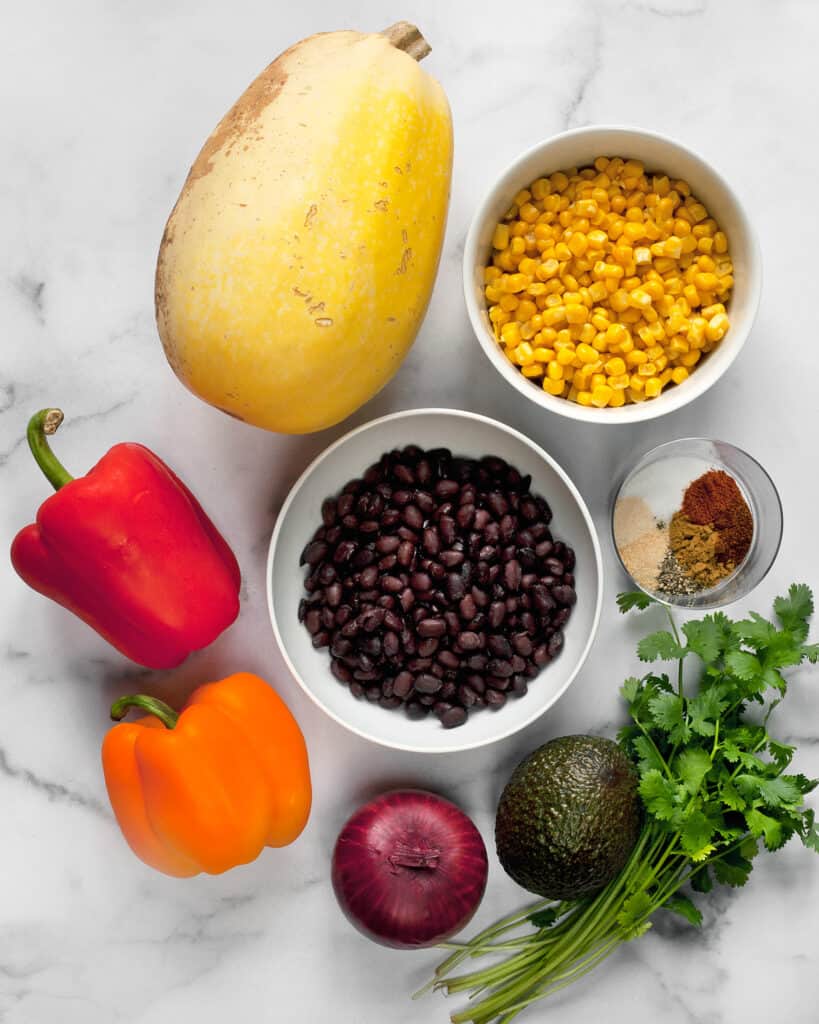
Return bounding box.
[102,672,311,877]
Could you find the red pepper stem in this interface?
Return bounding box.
[27,409,74,490]
[110,694,180,729]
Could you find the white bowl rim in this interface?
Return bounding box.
[463,123,763,425]
[266,407,604,754]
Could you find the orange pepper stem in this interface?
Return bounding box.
[110,694,180,729]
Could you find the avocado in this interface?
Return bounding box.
[495,735,641,900]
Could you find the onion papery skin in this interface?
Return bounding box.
[331,789,488,949]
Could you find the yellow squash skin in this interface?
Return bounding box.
[155,26,452,433]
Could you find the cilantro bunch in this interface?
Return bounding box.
[421,585,819,1024]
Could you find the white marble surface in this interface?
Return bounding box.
[2,1,818,1021]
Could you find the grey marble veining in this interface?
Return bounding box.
[2,0,819,1021]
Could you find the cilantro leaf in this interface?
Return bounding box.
[617,591,656,613]
[774,584,814,636]
[638,631,687,663]
[675,748,712,796]
[679,809,718,860]
[799,809,819,853]
[683,617,728,663]
[690,864,713,893]
[663,893,702,927]
[712,848,754,887]
[529,907,560,928]
[751,775,805,809]
[616,892,654,939]
[688,686,728,738]
[631,735,668,776]
[639,770,681,821]
[647,691,691,745]
[718,780,746,812]
[725,650,762,682]
[803,643,819,664]
[620,677,642,704]
[732,612,779,649]
[745,808,785,850]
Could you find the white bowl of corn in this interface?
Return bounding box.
[464,125,761,422]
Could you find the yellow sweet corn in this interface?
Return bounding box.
[484,157,732,407]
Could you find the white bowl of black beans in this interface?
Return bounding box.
[267,409,603,753]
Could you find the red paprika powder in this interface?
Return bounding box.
[681,469,753,565]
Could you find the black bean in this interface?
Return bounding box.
[359,607,385,633]
[512,633,533,656]
[392,671,413,698]
[359,566,379,589]
[350,682,365,699]
[304,609,321,635]
[456,504,476,529]
[533,643,550,666]
[467,654,488,671]
[439,516,456,546]
[365,685,381,701]
[301,540,328,566]
[415,673,443,694]
[379,695,402,709]
[396,540,415,567]
[485,689,507,709]
[548,631,565,657]
[400,588,415,611]
[521,611,537,635]
[504,559,522,591]
[488,675,511,691]
[564,547,576,571]
[441,706,468,729]
[321,498,338,526]
[331,660,352,683]
[383,631,400,658]
[333,540,356,564]
[488,635,512,658]
[376,535,400,554]
[418,617,446,638]
[446,573,466,602]
[418,637,439,657]
[408,657,432,672]
[435,479,460,498]
[488,658,514,678]
[466,673,486,694]
[392,489,412,506]
[381,575,403,593]
[471,586,489,608]
[511,676,529,697]
[460,594,478,620]
[321,607,336,630]
[489,601,506,628]
[312,631,330,648]
[341,514,359,531]
[531,585,556,617]
[552,585,577,606]
[458,631,481,651]
[337,493,354,516]
[553,607,571,628]
[440,549,465,568]
[417,694,436,707]
[422,528,440,555]
[335,605,353,626]
[437,650,460,670]
[500,515,517,542]
[394,463,415,484]
[403,505,424,530]
[410,572,431,592]
[381,509,401,529]
[545,557,565,576]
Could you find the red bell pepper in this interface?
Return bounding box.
[10,408,241,669]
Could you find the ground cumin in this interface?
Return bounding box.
[669,512,735,587]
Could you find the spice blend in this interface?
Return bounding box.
[615,466,754,598]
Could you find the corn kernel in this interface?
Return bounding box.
[644,377,663,399]
[521,364,544,378]
[556,346,576,366]
[542,377,566,396]
[671,366,689,385]
[590,384,614,408]
[576,390,593,406]
[547,361,564,381]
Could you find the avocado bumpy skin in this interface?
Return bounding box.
[495,735,642,900]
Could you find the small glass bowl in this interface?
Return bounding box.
[611,438,783,609]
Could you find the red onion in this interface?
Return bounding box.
[331,789,488,949]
